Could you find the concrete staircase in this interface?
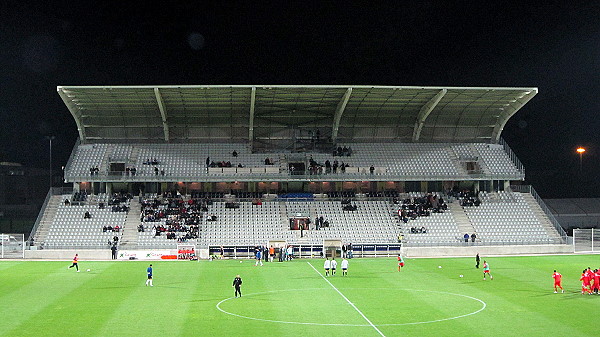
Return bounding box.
[522,193,564,243]
[100,144,115,174]
[32,195,62,246]
[279,201,288,226]
[119,199,142,249]
[447,147,467,175]
[448,202,476,238]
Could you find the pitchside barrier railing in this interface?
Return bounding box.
[510,185,568,243]
[1,233,25,258]
[402,238,562,247]
[65,171,525,183]
[209,244,402,259]
[573,229,600,253]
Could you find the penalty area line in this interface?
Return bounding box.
[307,262,386,337]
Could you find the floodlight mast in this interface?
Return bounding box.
[45,135,55,188]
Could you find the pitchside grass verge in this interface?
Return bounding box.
[1,255,599,337]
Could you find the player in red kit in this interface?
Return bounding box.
[397,255,405,271]
[552,270,563,293]
[580,269,592,295]
[594,269,600,294]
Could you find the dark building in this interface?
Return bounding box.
[0,162,49,233]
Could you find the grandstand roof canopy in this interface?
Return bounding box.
[58,85,537,145]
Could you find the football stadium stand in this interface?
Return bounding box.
[23,85,571,259]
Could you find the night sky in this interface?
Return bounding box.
[1,3,600,198]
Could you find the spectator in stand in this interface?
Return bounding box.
[84,211,91,219]
[370,165,375,174]
[464,233,470,243]
[471,233,477,242]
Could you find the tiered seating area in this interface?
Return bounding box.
[68,144,109,176]
[305,200,399,244]
[137,194,200,248]
[44,194,127,249]
[474,144,521,175]
[399,211,460,245]
[395,192,460,245]
[464,191,557,244]
[312,143,458,176]
[200,201,293,246]
[65,142,523,179]
[199,200,399,246]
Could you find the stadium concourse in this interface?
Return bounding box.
[22,85,572,260]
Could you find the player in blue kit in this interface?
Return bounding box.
[145,264,153,286]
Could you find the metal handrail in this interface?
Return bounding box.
[510,185,568,243]
[62,138,80,182]
[28,187,74,246]
[65,171,525,183]
[27,189,53,245]
[499,137,525,176]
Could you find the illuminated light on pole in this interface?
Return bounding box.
[576,147,586,173]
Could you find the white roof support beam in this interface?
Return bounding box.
[491,89,538,143]
[249,87,256,148]
[57,87,87,143]
[154,88,170,142]
[412,88,447,141]
[331,87,352,142]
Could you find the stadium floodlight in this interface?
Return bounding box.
[576,147,586,173]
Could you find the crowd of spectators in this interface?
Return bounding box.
[447,188,481,207]
[314,216,330,230]
[153,167,165,176]
[89,166,100,175]
[143,158,160,165]
[72,191,88,202]
[341,198,358,211]
[411,226,427,234]
[140,193,203,242]
[124,167,137,176]
[333,146,352,157]
[396,193,447,224]
[462,233,477,243]
[308,157,352,175]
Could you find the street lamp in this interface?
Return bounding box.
[45,136,55,189]
[576,147,586,173]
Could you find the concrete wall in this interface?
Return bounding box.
[403,244,573,258]
[21,245,575,260]
[25,249,112,260]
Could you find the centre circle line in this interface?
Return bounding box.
[307,261,386,336]
[216,288,487,327]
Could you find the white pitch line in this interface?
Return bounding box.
[307,262,386,337]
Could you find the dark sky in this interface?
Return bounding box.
[1,3,600,198]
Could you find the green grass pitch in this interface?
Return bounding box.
[1,254,599,337]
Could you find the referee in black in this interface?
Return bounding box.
[232,275,243,298]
